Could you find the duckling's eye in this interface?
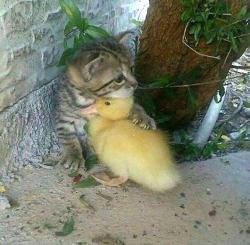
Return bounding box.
[105,101,111,106]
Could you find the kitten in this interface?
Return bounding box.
[51,37,155,171]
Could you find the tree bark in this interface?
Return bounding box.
[135,0,248,128]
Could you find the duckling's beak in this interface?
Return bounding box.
[80,104,98,117]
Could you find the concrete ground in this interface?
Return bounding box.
[0,151,249,245]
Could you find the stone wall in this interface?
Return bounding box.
[0,0,149,179]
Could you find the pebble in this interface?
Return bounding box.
[0,195,11,210]
[208,209,217,216]
[229,131,241,140]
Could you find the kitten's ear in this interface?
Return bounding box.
[114,28,141,67]
[81,54,105,81]
[67,53,104,87]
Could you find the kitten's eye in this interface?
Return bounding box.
[105,101,111,106]
[116,75,124,84]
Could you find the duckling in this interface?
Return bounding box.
[81,97,180,192]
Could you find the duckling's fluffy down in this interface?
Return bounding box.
[89,119,180,192]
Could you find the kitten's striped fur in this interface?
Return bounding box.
[53,37,155,171]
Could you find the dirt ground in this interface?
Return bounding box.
[0,151,249,245]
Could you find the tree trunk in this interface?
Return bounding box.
[135,0,248,128]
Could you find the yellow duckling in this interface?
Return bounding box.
[81,97,180,192]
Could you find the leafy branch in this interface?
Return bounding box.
[58,0,110,66]
[180,0,249,54]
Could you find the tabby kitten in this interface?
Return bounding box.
[54,37,155,171]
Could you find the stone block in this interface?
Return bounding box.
[2,1,33,36]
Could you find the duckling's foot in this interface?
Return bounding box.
[91,175,128,187]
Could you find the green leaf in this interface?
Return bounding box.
[78,18,89,32]
[189,24,197,34]
[194,24,201,43]
[55,217,74,236]
[58,48,75,66]
[180,0,193,7]
[181,8,193,22]
[186,87,197,110]
[77,33,93,46]
[202,144,213,158]
[206,31,216,44]
[131,19,143,26]
[236,6,248,19]
[229,32,238,52]
[59,0,81,25]
[64,21,76,36]
[148,74,172,88]
[217,142,227,150]
[194,14,203,22]
[85,154,98,170]
[85,25,110,39]
[74,176,100,188]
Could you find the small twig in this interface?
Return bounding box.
[137,74,248,90]
[209,12,232,16]
[234,32,250,39]
[231,65,250,70]
[222,47,232,68]
[182,22,221,60]
[224,18,248,28]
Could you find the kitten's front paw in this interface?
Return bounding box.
[43,152,61,166]
[60,154,86,172]
[131,114,156,130]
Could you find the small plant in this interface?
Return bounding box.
[58,0,110,66]
[172,129,228,161]
[180,0,249,53]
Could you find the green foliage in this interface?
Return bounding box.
[131,19,144,27]
[186,87,197,110]
[145,66,202,89]
[173,129,228,161]
[55,217,75,236]
[58,0,110,66]
[74,176,100,188]
[138,66,203,126]
[137,92,172,127]
[85,154,99,170]
[180,0,250,53]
